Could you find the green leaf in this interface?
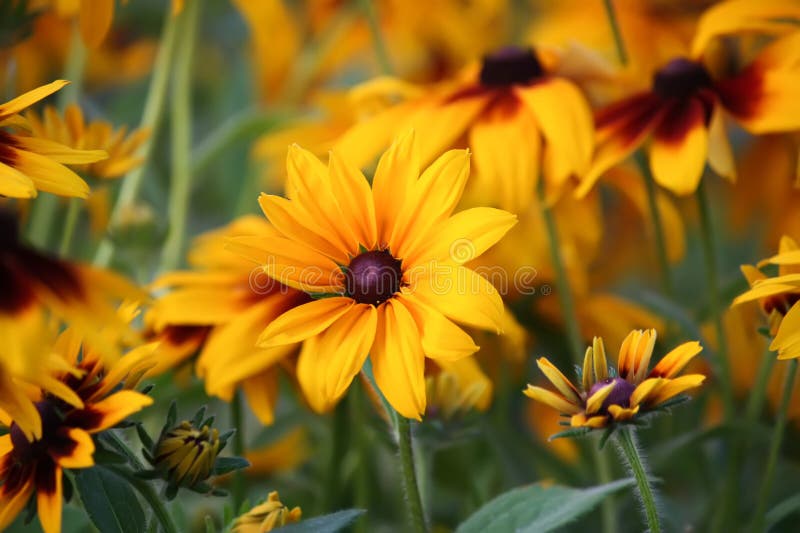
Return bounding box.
[75,466,146,533]
[766,492,800,528]
[548,427,592,441]
[275,509,366,533]
[212,456,250,476]
[456,479,635,533]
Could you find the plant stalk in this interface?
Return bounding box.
[230,391,246,512]
[616,427,661,533]
[396,414,428,533]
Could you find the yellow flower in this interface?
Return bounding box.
[525,330,705,429]
[0,321,155,533]
[231,491,302,533]
[334,46,594,212]
[733,236,800,359]
[244,428,310,477]
[0,80,107,198]
[234,131,516,419]
[153,421,221,488]
[579,2,800,196]
[425,357,492,419]
[149,215,312,425]
[25,103,149,180]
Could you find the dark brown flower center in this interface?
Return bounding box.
[9,400,62,455]
[588,377,636,414]
[0,209,20,249]
[653,58,713,99]
[764,293,800,317]
[344,250,402,306]
[480,47,544,87]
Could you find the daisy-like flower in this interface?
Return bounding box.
[0,211,143,358]
[25,103,149,180]
[334,46,593,212]
[0,80,107,198]
[425,357,492,420]
[579,2,800,196]
[231,490,302,533]
[0,323,155,533]
[733,236,800,359]
[234,131,517,419]
[149,215,312,424]
[524,329,705,429]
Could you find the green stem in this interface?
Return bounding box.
[160,0,199,272]
[696,179,735,419]
[349,385,370,533]
[358,0,393,75]
[601,0,628,66]
[537,180,583,364]
[635,152,675,300]
[105,432,179,533]
[592,446,617,533]
[322,399,348,513]
[395,415,428,533]
[58,199,81,256]
[750,359,798,531]
[615,427,661,533]
[93,5,179,267]
[745,348,778,423]
[230,392,246,512]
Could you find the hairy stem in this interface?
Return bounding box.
[616,427,661,533]
[396,415,428,533]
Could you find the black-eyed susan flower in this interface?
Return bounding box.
[334,46,593,212]
[148,215,312,424]
[425,357,492,420]
[0,322,155,533]
[579,2,800,196]
[0,80,107,198]
[525,330,705,430]
[733,236,800,359]
[231,490,302,533]
[0,211,144,358]
[25,103,149,180]
[234,131,516,419]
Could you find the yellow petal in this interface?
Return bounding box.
[649,341,703,378]
[585,382,614,415]
[6,147,90,197]
[0,161,36,198]
[80,0,114,49]
[0,80,68,119]
[707,107,736,182]
[36,466,63,533]
[646,374,706,405]
[524,385,581,414]
[242,370,280,425]
[372,130,420,246]
[328,150,378,250]
[608,404,639,421]
[536,357,582,404]
[399,294,478,361]
[257,297,354,347]
[56,428,96,469]
[649,98,709,196]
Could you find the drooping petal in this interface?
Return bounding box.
[242,369,280,425]
[371,299,427,420]
[645,374,706,405]
[398,294,478,361]
[630,377,666,407]
[585,382,615,415]
[0,474,33,531]
[0,161,36,198]
[54,428,95,469]
[608,404,640,421]
[4,147,90,198]
[771,302,800,359]
[536,357,582,405]
[257,297,354,347]
[707,106,736,182]
[524,385,581,414]
[649,341,703,378]
[0,80,68,119]
[80,0,114,48]
[648,97,709,195]
[36,464,63,533]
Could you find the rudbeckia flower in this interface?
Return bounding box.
[231,490,302,533]
[579,1,800,196]
[425,357,492,420]
[0,80,107,198]
[149,215,312,425]
[335,46,593,212]
[235,131,517,419]
[0,323,155,533]
[525,329,705,429]
[733,236,800,359]
[0,211,144,358]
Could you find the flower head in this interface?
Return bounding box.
[231,491,302,533]
[525,330,705,430]
[235,131,517,419]
[0,80,108,198]
[733,235,800,359]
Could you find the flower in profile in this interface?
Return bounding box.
[525,330,705,430]
[579,2,800,196]
[0,80,107,198]
[25,103,149,180]
[0,323,155,533]
[0,210,144,358]
[733,236,800,359]
[235,131,516,419]
[334,46,594,212]
[231,491,302,533]
[425,357,492,420]
[149,215,312,424]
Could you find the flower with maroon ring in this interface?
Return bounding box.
[578,1,800,197]
[334,45,594,213]
[524,329,705,430]
[0,319,155,533]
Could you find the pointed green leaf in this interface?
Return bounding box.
[456,479,635,533]
[75,466,146,533]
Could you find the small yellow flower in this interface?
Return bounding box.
[425,357,492,419]
[733,235,800,359]
[231,491,302,533]
[525,329,705,430]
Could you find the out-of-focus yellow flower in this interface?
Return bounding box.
[334,47,594,212]
[0,80,107,198]
[425,357,492,419]
[0,320,155,533]
[525,399,579,463]
[244,428,310,477]
[734,236,800,359]
[25,104,149,180]
[237,132,516,419]
[579,2,800,196]
[525,330,705,429]
[231,491,302,533]
[149,216,312,425]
